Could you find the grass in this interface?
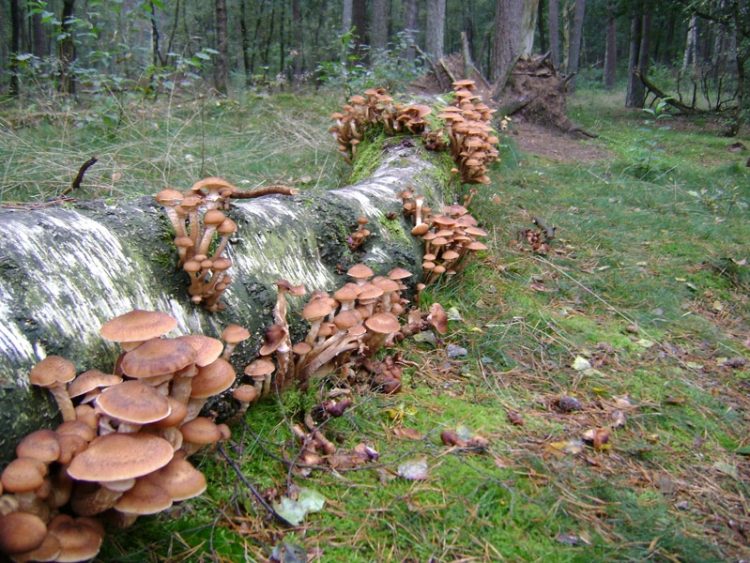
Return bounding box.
[4,86,750,561]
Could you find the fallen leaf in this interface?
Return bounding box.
[664,396,686,405]
[582,428,610,451]
[547,439,584,455]
[572,356,592,371]
[555,396,582,412]
[446,307,463,321]
[556,533,590,546]
[397,458,429,480]
[441,430,467,447]
[270,540,307,563]
[273,488,326,526]
[636,339,655,348]
[393,427,423,440]
[685,361,703,370]
[507,410,524,426]
[713,461,739,480]
[611,409,626,428]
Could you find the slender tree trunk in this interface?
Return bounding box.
[263,2,276,77]
[548,0,560,68]
[59,0,77,95]
[249,0,264,78]
[352,0,367,48]
[425,0,446,60]
[371,0,389,50]
[566,0,585,89]
[519,0,540,56]
[603,2,616,90]
[148,0,164,67]
[291,0,303,80]
[537,0,547,53]
[214,0,229,94]
[403,0,418,63]
[9,0,21,96]
[31,10,46,58]
[342,0,353,33]
[240,0,252,85]
[625,2,643,108]
[682,15,698,73]
[165,0,181,61]
[279,0,286,76]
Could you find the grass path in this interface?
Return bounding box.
[4,89,749,561]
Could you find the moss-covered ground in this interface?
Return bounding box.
[3,87,750,561]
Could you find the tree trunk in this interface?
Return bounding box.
[0,141,447,464]
[59,0,76,95]
[548,0,560,68]
[9,0,21,96]
[425,0,446,60]
[603,2,616,90]
[342,0,353,34]
[371,0,389,50]
[31,9,46,58]
[240,0,252,85]
[148,0,164,68]
[403,0,418,63]
[625,2,643,108]
[352,0,367,49]
[214,0,229,94]
[565,0,585,89]
[279,0,286,76]
[537,0,547,54]
[682,15,698,73]
[491,0,538,95]
[291,0,303,80]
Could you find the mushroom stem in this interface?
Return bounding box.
[304,319,323,347]
[71,480,133,516]
[49,385,76,422]
[171,364,198,404]
[301,338,359,380]
[197,226,218,256]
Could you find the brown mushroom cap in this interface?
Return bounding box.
[365,313,401,334]
[146,457,207,502]
[190,359,236,399]
[56,420,96,443]
[259,324,287,356]
[95,380,172,425]
[180,417,222,446]
[302,299,334,322]
[68,370,122,399]
[221,324,251,345]
[244,359,275,378]
[388,267,413,281]
[177,335,224,367]
[121,338,196,379]
[114,478,173,515]
[149,397,189,429]
[292,342,312,355]
[0,512,47,555]
[13,531,61,562]
[67,433,174,483]
[347,263,374,281]
[29,356,76,388]
[232,384,259,404]
[100,310,177,343]
[1,457,46,493]
[16,429,61,463]
[48,515,103,563]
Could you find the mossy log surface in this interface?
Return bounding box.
[0,138,447,461]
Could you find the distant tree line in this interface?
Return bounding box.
[0,0,747,132]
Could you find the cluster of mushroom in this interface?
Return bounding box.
[329,83,500,187]
[347,215,371,251]
[0,309,251,561]
[438,79,499,185]
[155,177,239,312]
[329,88,432,162]
[245,264,413,396]
[291,409,378,475]
[399,191,488,285]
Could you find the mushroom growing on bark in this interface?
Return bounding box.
[29,356,77,422]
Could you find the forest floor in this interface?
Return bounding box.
[2,86,750,561]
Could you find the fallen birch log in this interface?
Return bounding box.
[0,138,447,461]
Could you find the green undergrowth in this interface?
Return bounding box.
[22,87,750,560]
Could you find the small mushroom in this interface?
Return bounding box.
[29,356,77,422]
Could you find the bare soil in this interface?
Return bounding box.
[511,119,611,163]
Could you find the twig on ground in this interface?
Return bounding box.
[229,185,299,199]
[217,443,296,527]
[61,156,98,196]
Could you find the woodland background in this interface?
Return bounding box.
[0,0,747,135]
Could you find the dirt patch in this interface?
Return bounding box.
[510,120,611,163]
